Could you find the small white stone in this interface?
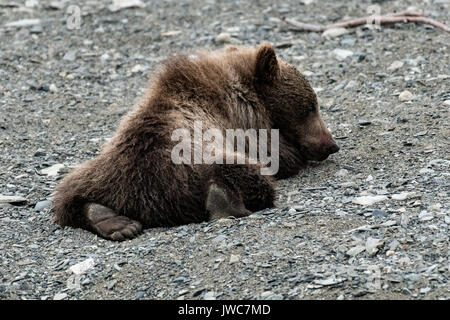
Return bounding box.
[313,87,324,93]
[420,287,431,294]
[322,27,349,38]
[261,291,273,298]
[108,0,145,12]
[229,254,239,264]
[399,90,413,102]
[352,195,387,206]
[68,258,95,275]
[161,30,182,37]
[204,291,216,300]
[331,48,353,61]
[418,211,434,221]
[406,6,420,12]
[293,55,306,61]
[419,168,435,174]
[215,32,236,44]
[63,50,77,62]
[429,203,441,212]
[49,84,58,93]
[131,64,146,73]
[288,208,296,214]
[49,1,65,10]
[5,19,42,28]
[225,26,240,33]
[25,0,39,8]
[283,222,296,228]
[392,192,410,201]
[100,53,110,62]
[40,164,65,177]
[388,60,404,71]
[314,277,345,286]
[346,245,365,257]
[443,100,450,106]
[53,293,68,300]
[379,220,397,227]
[365,237,384,255]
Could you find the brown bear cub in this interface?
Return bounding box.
[52,43,339,241]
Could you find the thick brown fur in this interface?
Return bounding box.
[52,43,339,239]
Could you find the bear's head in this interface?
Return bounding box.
[254,43,339,161]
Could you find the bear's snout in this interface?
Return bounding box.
[301,114,340,161]
[323,139,340,155]
[314,137,339,161]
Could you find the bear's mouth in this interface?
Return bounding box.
[302,146,338,162]
[305,150,329,162]
[297,145,322,162]
[312,152,331,162]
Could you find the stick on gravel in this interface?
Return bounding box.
[281,10,450,33]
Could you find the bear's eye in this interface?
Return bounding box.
[308,103,316,113]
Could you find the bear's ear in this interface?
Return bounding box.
[254,42,279,83]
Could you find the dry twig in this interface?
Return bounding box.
[281,10,450,33]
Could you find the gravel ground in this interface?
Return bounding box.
[0,0,449,300]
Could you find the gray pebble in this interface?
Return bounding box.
[34,200,52,212]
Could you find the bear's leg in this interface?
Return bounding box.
[205,163,275,221]
[84,203,142,241]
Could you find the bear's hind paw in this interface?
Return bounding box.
[85,203,142,241]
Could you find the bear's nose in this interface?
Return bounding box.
[327,143,340,155]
